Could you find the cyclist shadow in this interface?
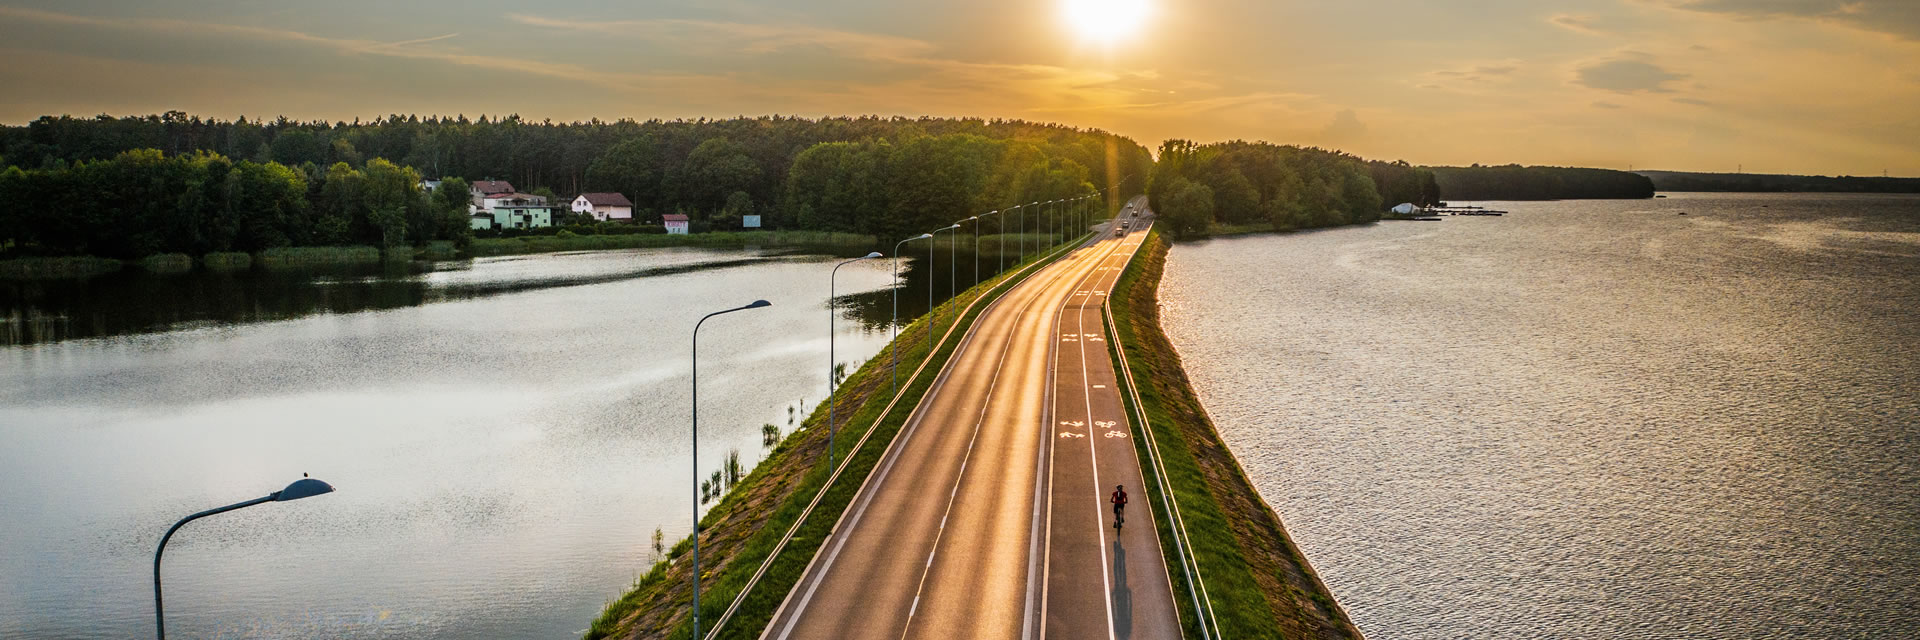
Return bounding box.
[1111,538,1132,638]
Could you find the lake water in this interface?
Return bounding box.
[1159,193,1920,639]
[0,246,986,638]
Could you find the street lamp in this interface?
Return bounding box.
[892,234,932,399]
[979,210,1000,278]
[691,298,771,639]
[829,252,883,470]
[154,475,334,640]
[964,216,980,290]
[1024,201,1038,261]
[929,224,960,356]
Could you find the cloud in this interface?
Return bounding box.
[1429,63,1520,85]
[1549,14,1607,35]
[1592,101,1625,109]
[1667,0,1920,40]
[507,14,935,61]
[1673,97,1714,106]
[1574,57,1686,93]
[0,6,658,92]
[1320,109,1368,141]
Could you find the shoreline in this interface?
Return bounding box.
[1106,229,1361,639]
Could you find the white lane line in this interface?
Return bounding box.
[1033,240,1123,640]
[774,246,1075,640]
[1073,287,1118,640]
[1039,234,1133,640]
[898,241,1104,640]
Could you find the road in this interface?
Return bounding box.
[764,199,1176,640]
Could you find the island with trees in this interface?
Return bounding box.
[1428,164,1655,200]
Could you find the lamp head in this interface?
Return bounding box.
[274,477,334,502]
[967,216,978,221]
[914,233,933,240]
[863,251,883,259]
[745,299,772,309]
[945,224,961,230]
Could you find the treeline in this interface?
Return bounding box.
[1,112,1150,227]
[1637,170,1920,193]
[1429,164,1654,200]
[1147,140,1439,238]
[0,151,471,258]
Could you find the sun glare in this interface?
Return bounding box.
[1063,0,1151,44]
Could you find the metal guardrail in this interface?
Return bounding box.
[1102,228,1224,639]
[704,233,1095,640]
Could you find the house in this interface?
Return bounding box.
[571,192,634,222]
[420,179,443,194]
[472,192,558,230]
[663,213,690,235]
[470,180,515,199]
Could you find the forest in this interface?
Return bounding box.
[1428,164,1654,200]
[1637,170,1920,193]
[1147,139,1439,238]
[0,113,1152,259]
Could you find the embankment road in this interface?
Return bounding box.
[764,199,1176,640]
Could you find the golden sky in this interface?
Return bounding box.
[1,0,1915,175]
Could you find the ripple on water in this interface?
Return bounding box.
[1160,193,1920,639]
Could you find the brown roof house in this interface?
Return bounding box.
[571,192,634,222]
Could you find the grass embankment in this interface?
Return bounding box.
[0,255,124,279]
[586,235,1092,640]
[1105,229,1361,640]
[469,230,875,257]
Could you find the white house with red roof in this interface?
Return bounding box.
[571,192,634,222]
[662,213,690,235]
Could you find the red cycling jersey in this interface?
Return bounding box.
[1110,490,1127,507]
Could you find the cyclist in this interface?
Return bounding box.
[1110,484,1128,529]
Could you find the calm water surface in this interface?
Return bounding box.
[0,246,959,638]
[1160,193,1920,639]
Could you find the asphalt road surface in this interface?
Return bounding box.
[765,199,1177,640]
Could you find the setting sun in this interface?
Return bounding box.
[1062,0,1151,44]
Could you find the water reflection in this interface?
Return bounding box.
[0,246,903,639]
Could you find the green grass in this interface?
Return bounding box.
[1104,229,1360,640]
[470,230,875,257]
[584,234,1094,640]
[254,246,385,268]
[138,253,193,273]
[0,255,124,279]
[202,252,252,271]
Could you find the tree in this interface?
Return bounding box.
[361,158,420,249]
[677,137,760,216]
[1159,177,1215,238]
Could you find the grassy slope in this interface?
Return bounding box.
[588,235,1090,640]
[1106,229,1361,640]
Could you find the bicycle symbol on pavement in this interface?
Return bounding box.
[1104,431,1129,438]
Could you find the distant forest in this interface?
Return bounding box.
[1148,139,1439,238]
[1636,170,1920,193]
[1428,165,1655,201]
[0,112,1152,258]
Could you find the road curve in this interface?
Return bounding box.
[764,198,1175,640]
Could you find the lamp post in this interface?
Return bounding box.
[892,234,931,399]
[979,210,999,279]
[691,299,771,639]
[829,252,882,470]
[928,224,960,356]
[155,476,334,640]
[964,215,980,290]
[1024,201,1038,261]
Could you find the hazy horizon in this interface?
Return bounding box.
[3,0,1916,177]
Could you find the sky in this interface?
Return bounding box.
[1,0,1915,176]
